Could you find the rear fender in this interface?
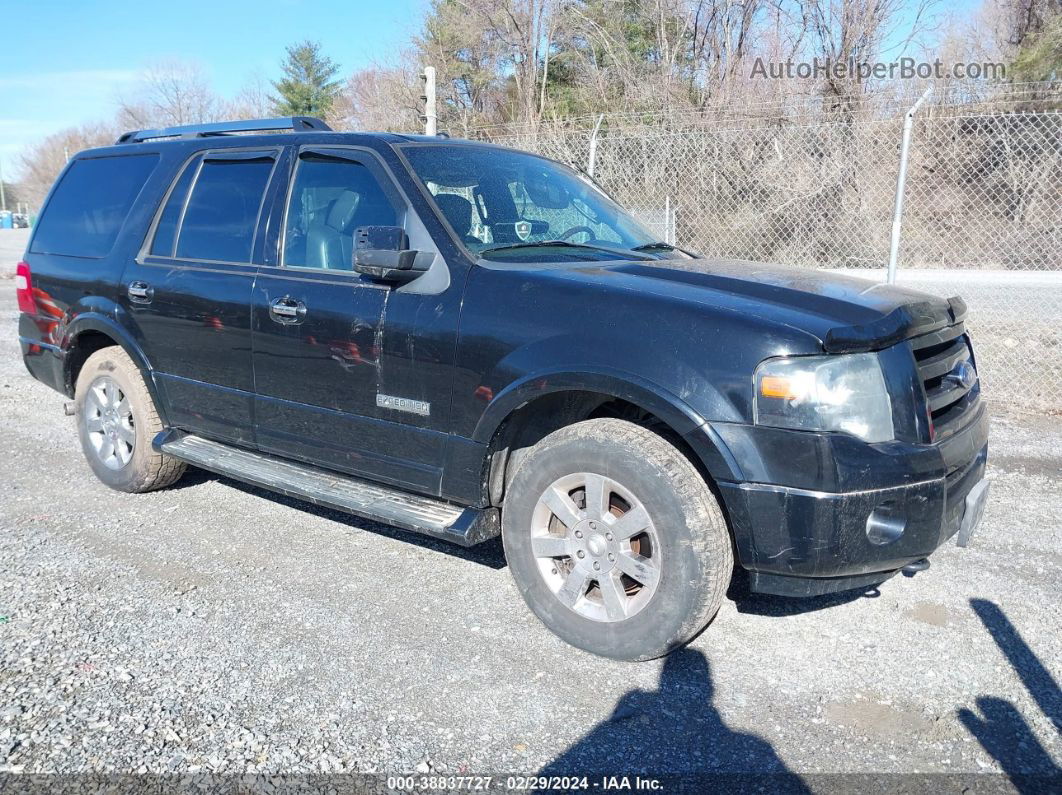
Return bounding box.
[60,312,167,425]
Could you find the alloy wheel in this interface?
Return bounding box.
[83,375,135,471]
[531,471,661,622]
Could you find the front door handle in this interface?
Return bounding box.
[269,296,307,324]
[127,281,153,304]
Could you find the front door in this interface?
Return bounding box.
[251,146,456,494]
[120,147,281,445]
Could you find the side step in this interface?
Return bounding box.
[154,432,499,547]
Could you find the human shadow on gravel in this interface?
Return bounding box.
[208,475,508,569]
[957,599,1061,792]
[726,567,880,617]
[540,647,810,792]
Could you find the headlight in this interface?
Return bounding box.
[753,353,894,443]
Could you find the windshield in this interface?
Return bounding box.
[402,144,665,262]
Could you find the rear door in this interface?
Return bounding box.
[120,147,282,445]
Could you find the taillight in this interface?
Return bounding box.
[15,261,37,314]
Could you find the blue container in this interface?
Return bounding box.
[0,212,12,230]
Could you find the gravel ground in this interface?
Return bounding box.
[1,243,1060,788]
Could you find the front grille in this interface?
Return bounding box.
[910,322,979,438]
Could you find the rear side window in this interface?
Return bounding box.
[173,154,275,263]
[149,156,199,257]
[31,154,159,258]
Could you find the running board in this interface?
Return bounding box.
[153,432,499,546]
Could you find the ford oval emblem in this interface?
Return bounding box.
[948,359,977,390]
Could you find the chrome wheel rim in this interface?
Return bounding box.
[531,472,661,622]
[83,376,135,471]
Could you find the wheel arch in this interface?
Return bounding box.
[473,369,740,506]
[61,314,167,425]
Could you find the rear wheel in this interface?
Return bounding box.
[502,418,733,661]
[74,347,186,493]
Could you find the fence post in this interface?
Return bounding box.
[887,85,933,284]
[420,66,437,136]
[587,114,604,177]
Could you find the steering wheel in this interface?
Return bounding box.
[557,225,596,242]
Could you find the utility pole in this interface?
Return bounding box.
[0,159,6,212]
[420,66,437,136]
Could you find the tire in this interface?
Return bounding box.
[502,418,733,661]
[74,346,186,493]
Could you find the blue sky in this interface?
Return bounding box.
[0,0,426,175]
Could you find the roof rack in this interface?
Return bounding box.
[116,117,333,144]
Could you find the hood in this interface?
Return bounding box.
[601,258,965,353]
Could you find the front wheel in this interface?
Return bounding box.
[502,418,733,661]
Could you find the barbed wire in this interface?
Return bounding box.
[463,81,1062,136]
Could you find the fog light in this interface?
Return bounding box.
[866,501,906,545]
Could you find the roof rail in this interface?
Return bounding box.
[116,117,332,144]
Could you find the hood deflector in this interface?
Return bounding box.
[823,296,967,353]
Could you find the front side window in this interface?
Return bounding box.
[173,153,275,263]
[402,144,667,263]
[31,154,159,259]
[283,152,400,270]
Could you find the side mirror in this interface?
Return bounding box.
[353,226,426,282]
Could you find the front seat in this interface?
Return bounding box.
[305,191,360,269]
[434,194,480,245]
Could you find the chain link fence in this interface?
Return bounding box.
[482,88,1062,412]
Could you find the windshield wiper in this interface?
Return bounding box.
[631,241,696,259]
[480,240,651,259]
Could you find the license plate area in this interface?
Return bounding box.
[956,479,990,548]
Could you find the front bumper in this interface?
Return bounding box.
[711,402,989,596]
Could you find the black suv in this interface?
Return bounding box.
[17,117,989,660]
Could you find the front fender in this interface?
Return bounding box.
[471,366,743,483]
[472,366,705,443]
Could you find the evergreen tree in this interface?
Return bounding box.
[271,40,341,117]
[1011,13,1062,81]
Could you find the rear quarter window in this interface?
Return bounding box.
[30,154,160,258]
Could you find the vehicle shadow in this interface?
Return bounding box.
[957,599,1061,791]
[539,647,810,791]
[726,567,881,617]
[201,473,508,569]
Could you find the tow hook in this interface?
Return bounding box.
[901,558,931,577]
[63,401,77,416]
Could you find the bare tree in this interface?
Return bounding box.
[224,72,276,120]
[115,60,223,129]
[780,0,941,102]
[16,122,119,208]
[331,60,422,132]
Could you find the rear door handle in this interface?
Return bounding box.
[127,281,153,303]
[269,296,307,324]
